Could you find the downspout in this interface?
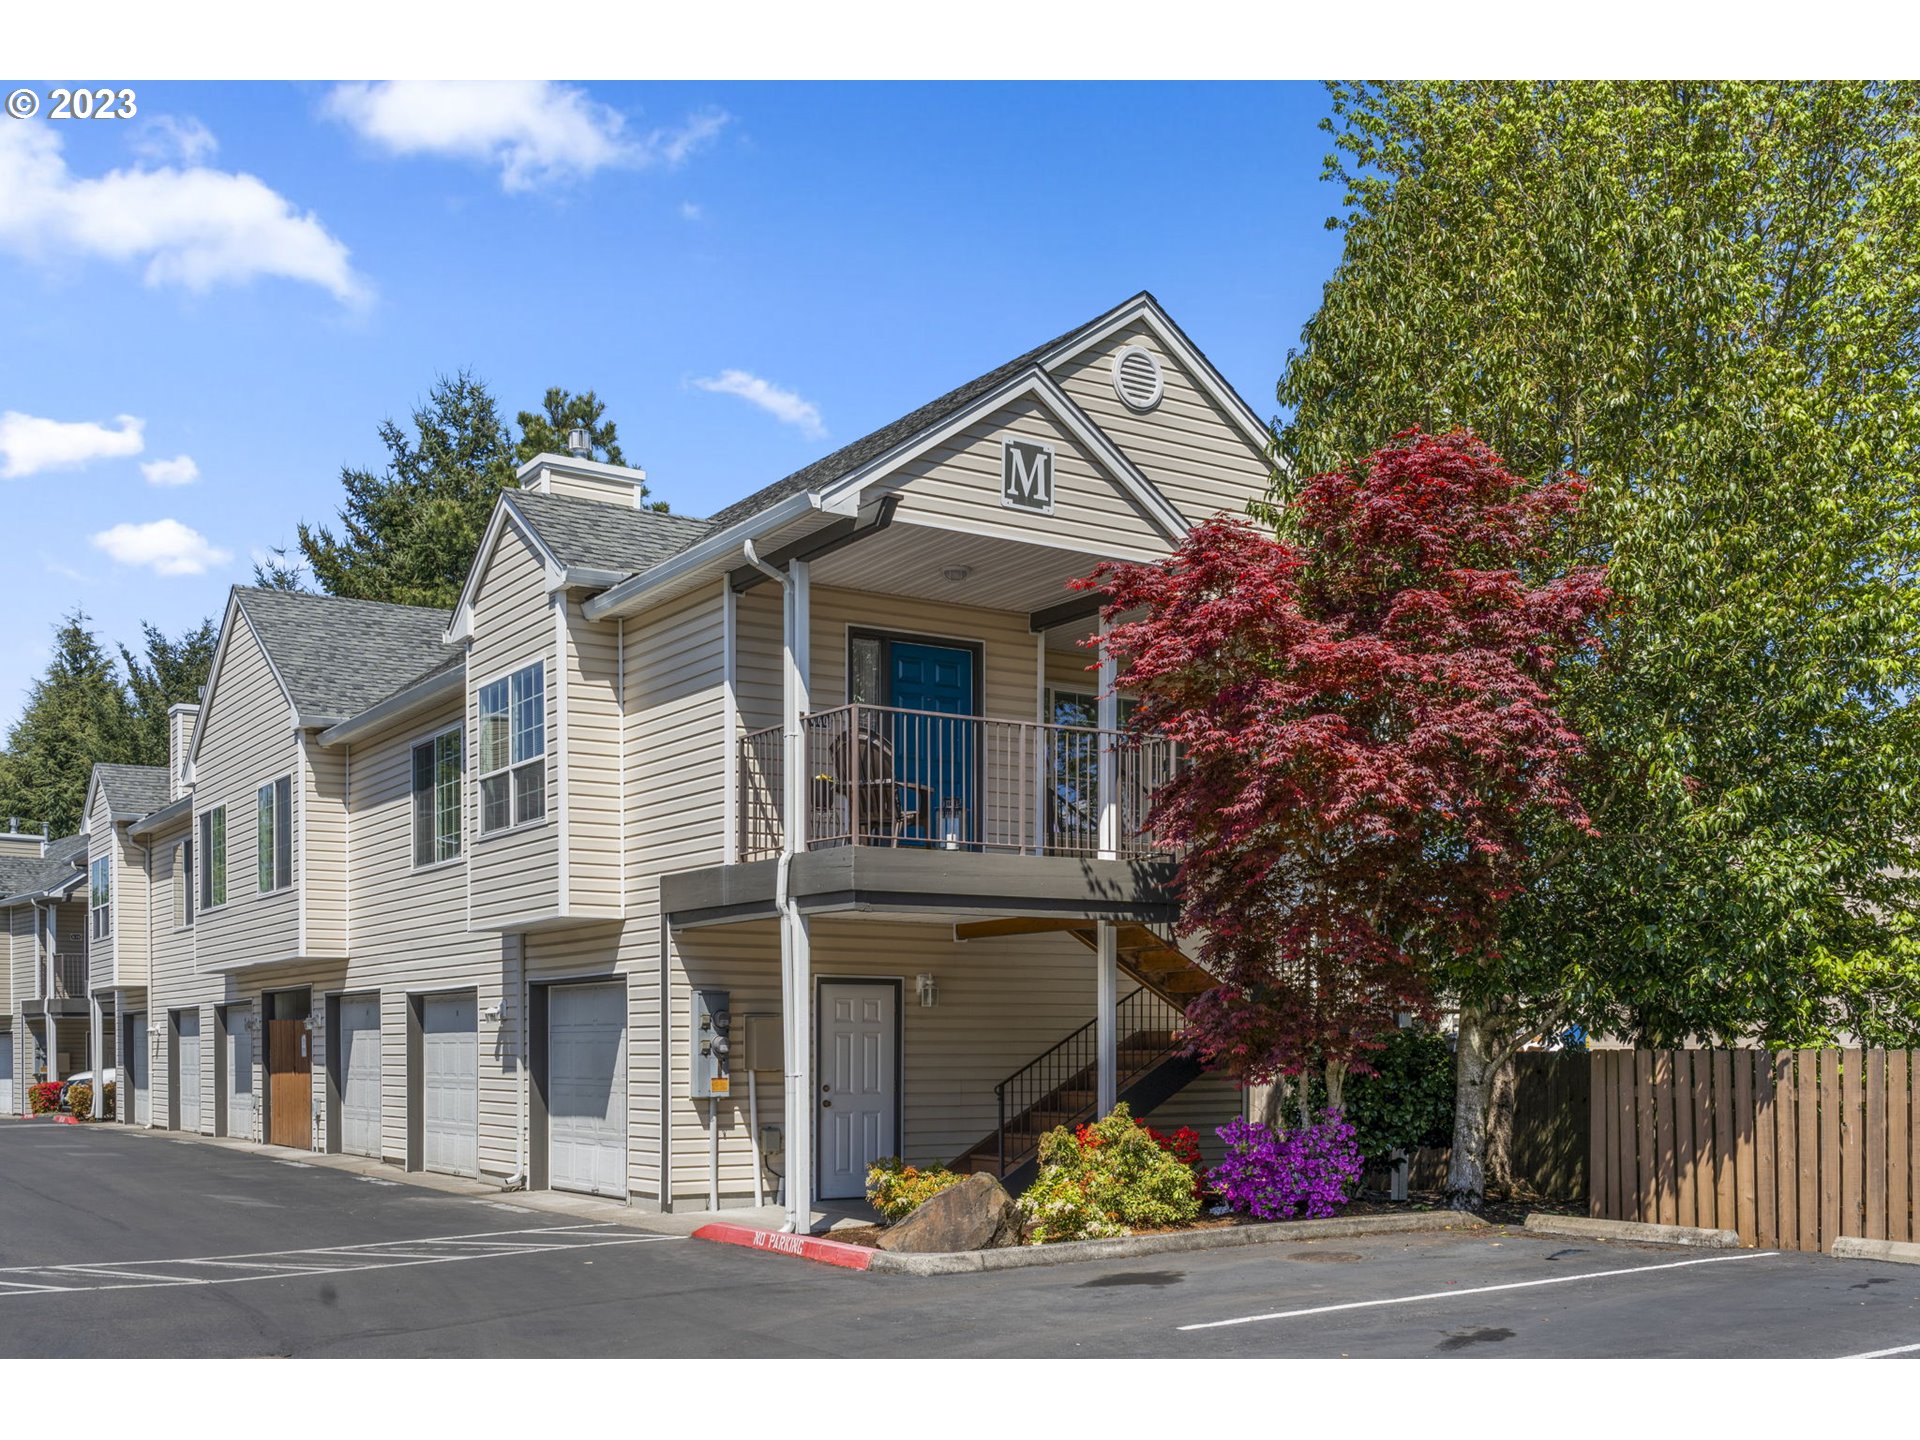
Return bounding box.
[743,538,805,1232]
[503,934,528,1190]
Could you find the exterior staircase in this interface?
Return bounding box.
[949,918,1218,1188]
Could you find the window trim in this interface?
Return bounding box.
[172,836,194,930]
[474,660,549,839]
[411,722,466,871]
[256,774,294,896]
[89,853,112,941]
[199,805,228,912]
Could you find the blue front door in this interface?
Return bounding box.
[887,641,975,844]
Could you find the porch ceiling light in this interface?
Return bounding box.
[942,565,972,584]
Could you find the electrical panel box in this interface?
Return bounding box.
[744,1013,783,1073]
[692,988,732,1100]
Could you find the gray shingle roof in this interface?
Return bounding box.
[507,489,714,575]
[699,300,1138,534]
[92,763,170,819]
[235,588,460,724]
[0,832,86,905]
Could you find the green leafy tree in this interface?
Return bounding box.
[250,544,309,592]
[1278,82,1920,1204]
[0,613,133,836]
[119,619,217,769]
[516,386,664,511]
[298,371,519,608]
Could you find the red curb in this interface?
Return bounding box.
[692,1222,876,1271]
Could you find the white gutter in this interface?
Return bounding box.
[582,491,830,624]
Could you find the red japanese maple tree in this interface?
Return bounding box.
[1082,429,1610,1107]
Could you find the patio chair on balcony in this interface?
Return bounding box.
[813,713,934,846]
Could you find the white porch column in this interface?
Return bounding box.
[41,904,59,1085]
[1096,920,1118,1115]
[779,557,815,1233]
[1096,615,1119,860]
[88,995,105,1119]
[721,579,740,864]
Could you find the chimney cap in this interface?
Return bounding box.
[566,425,592,459]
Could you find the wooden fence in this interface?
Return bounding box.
[1590,1049,1919,1251]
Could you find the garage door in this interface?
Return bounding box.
[225,1006,255,1140]
[125,1012,148,1125]
[0,1030,12,1115]
[176,1010,201,1132]
[548,983,626,1198]
[422,993,478,1177]
[338,995,381,1158]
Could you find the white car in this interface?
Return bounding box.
[59,1069,116,1107]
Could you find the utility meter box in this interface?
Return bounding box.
[692,988,732,1100]
[744,1013,783,1073]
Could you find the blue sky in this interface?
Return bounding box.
[0,80,1343,732]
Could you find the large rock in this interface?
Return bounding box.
[875,1173,1024,1253]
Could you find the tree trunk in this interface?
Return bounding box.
[1447,1005,1502,1210]
[1324,1058,1347,1114]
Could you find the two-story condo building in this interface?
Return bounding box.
[52,293,1272,1230]
[3,823,96,1112]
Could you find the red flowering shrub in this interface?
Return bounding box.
[28,1082,64,1115]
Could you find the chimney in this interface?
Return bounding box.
[168,703,201,801]
[0,817,45,858]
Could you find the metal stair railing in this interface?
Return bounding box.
[990,986,1186,1176]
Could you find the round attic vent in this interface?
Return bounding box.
[1111,344,1164,413]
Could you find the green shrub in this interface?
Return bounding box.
[866,1157,965,1222]
[1018,1103,1202,1244]
[1343,1026,1456,1161]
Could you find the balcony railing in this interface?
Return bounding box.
[48,953,87,1000]
[739,702,1176,862]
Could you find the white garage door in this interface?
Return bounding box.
[423,993,478,1178]
[176,1010,201,1132]
[338,995,381,1158]
[125,1012,148,1125]
[548,983,626,1198]
[0,1030,12,1115]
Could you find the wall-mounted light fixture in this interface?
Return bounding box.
[917,973,938,1008]
[481,1004,502,1022]
[942,565,972,584]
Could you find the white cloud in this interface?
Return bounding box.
[679,200,704,221]
[131,115,218,165]
[692,370,827,440]
[324,81,728,192]
[0,410,144,479]
[91,519,231,577]
[139,453,200,487]
[0,121,367,306]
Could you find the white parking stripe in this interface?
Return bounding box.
[1841,1339,1920,1359]
[1178,1250,1780,1331]
[0,1224,679,1299]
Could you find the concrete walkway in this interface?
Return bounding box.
[110,1122,876,1235]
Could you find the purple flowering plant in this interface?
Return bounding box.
[1208,1110,1364,1221]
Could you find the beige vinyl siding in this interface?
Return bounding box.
[580,584,732,1198]
[7,904,31,1012]
[341,696,513,1173]
[875,393,1169,561]
[168,707,198,800]
[1050,321,1274,526]
[562,593,623,919]
[300,734,348,957]
[193,611,303,970]
[532,469,645,507]
[143,811,226,1134]
[466,522,561,929]
[84,786,117,991]
[670,918,1163,1204]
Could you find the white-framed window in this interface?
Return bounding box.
[172,837,194,929]
[200,805,227,911]
[413,726,465,866]
[89,854,111,941]
[477,662,546,834]
[257,775,293,894]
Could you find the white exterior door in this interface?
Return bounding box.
[176,1011,201,1132]
[0,1030,12,1115]
[818,982,898,1200]
[226,1007,255,1141]
[423,992,478,1177]
[338,995,381,1158]
[548,983,626,1198]
[126,1012,148,1124]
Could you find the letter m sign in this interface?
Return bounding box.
[1000,438,1055,515]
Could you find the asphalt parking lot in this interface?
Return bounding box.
[3,1116,1917,1358]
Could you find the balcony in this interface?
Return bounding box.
[46,953,88,1001]
[738,703,1176,862]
